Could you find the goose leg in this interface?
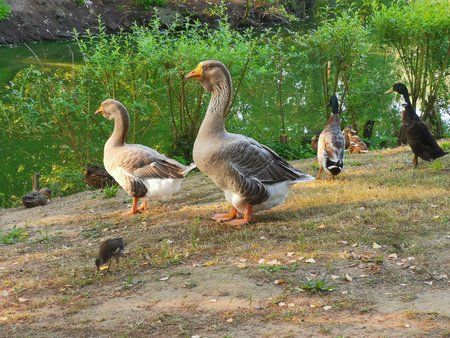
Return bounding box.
[212,207,238,222]
[413,154,418,167]
[226,205,253,229]
[122,197,140,216]
[138,198,148,212]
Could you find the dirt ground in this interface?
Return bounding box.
[0,144,449,337]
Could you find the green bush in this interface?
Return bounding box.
[0,0,11,21]
[135,0,166,9]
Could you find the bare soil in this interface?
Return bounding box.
[0,144,449,337]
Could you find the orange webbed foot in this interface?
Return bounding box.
[211,207,238,222]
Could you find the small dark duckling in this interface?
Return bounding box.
[386,82,447,166]
[85,164,117,189]
[22,188,51,208]
[95,238,125,273]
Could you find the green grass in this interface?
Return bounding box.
[0,0,11,21]
[103,184,119,198]
[300,277,335,293]
[0,226,29,245]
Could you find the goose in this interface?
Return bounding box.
[386,82,447,166]
[95,99,196,216]
[317,95,345,179]
[185,60,314,227]
[22,188,51,208]
[343,126,369,154]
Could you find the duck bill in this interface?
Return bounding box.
[95,106,104,115]
[185,63,203,80]
[384,88,393,94]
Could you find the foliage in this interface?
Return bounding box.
[371,0,450,137]
[0,0,11,21]
[301,277,335,293]
[0,226,29,245]
[135,0,166,9]
[103,184,119,198]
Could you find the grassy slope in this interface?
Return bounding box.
[0,143,449,337]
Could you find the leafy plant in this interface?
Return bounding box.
[135,0,166,9]
[103,184,119,198]
[0,0,11,21]
[0,226,29,245]
[301,277,335,293]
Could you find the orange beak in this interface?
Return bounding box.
[95,105,104,115]
[185,63,203,80]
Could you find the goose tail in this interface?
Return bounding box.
[182,163,197,176]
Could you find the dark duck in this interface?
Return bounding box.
[95,238,125,273]
[22,188,51,208]
[386,82,447,166]
[317,94,345,179]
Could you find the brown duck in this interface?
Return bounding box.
[85,164,117,189]
[386,82,447,166]
[343,126,369,154]
[95,238,125,273]
[22,188,51,208]
[185,60,314,227]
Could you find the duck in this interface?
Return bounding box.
[310,131,321,152]
[185,60,314,227]
[343,126,369,154]
[22,188,51,208]
[95,99,196,216]
[85,164,117,189]
[317,94,345,179]
[95,237,125,273]
[386,82,447,166]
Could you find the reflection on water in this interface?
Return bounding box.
[0,41,81,83]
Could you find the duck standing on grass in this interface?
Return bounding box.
[185,60,314,228]
[317,95,345,179]
[343,126,369,154]
[95,99,196,216]
[386,82,447,166]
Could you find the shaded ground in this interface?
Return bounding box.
[0,0,311,44]
[0,144,449,337]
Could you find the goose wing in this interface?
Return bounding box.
[218,136,313,205]
[118,145,185,179]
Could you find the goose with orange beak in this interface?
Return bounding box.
[186,60,314,228]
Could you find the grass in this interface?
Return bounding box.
[0,225,29,245]
[103,184,119,198]
[300,277,335,293]
[0,144,449,336]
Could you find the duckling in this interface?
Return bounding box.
[95,238,125,273]
[21,188,51,208]
[343,126,369,154]
[85,164,117,189]
[317,95,345,179]
[386,82,447,166]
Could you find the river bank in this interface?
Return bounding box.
[0,0,312,45]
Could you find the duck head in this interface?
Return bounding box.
[95,99,126,120]
[39,188,52,200]
[385,82,409,96]
[185,60,231,93]
[328,94,339,114]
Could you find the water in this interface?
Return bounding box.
[0,41,81,83]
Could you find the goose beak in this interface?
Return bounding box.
[95,105,104,115]
[185,63,203,80]
[384,88,393,94]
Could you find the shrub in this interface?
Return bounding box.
[0,0,11,21]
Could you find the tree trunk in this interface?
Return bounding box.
[363,120,375,139]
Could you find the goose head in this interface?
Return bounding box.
[95,99,126,120]
[385,82,409,96]
[185,60,231,92]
